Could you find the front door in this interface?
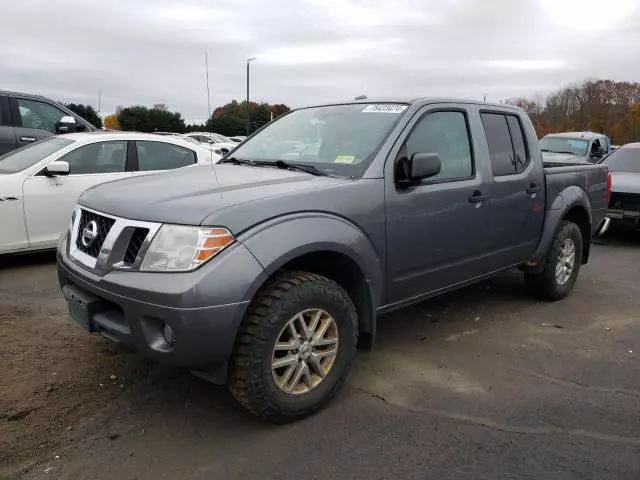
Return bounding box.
[11,97,68,148]
[385,106,492,305]
[22,140,131,248]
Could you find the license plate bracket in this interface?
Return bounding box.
[62,284,106,332]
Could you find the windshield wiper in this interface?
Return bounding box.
[273,160,327,176]
[542,149,578,156]
[219,156,256,167]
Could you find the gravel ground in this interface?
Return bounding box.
[2,231,640,479]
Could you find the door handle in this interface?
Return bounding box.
[468,190,489,203]
[526,184,542,194]
[20,136,36,142]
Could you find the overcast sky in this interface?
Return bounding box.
[2,0,639,122]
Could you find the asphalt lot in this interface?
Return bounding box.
[2,231,640,479]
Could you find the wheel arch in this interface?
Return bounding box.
[527,186,592,272]
[238,214,383,349]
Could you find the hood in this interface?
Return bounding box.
[541,151,589,164]
[611,172,640,195]
[78,164,349,224]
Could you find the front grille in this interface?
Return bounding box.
[610,193,640,212]
[75,210,115,258]
[123,228,149,265]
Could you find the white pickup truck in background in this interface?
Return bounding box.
[0,132,219,255]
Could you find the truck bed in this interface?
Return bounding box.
[544,163,609,232]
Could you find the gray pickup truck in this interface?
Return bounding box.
[57,98,609,422]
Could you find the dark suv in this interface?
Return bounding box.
[0,90,97,155]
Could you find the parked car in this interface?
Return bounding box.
[57,98,609,422]
[540,132,612,165]
[0,90,98,155]
[183,132,237,154]
[596,142,640,234]
[0,132,220,255]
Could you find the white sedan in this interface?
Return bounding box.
[0,132,220,255]
[183,132,238,155]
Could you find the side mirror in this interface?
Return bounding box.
[56,116,77,134]
[45,160,70,176]
[408,153,441,182]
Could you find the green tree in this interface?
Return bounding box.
[65,103,103,128]
[117,105,186,133]
[205,100,291,136]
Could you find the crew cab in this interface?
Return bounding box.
[57,98,609,422]
[1,132,219,256]
[0,90,97,155]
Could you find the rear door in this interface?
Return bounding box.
[22,140,132,248]
[385,105,492,304]
[482,111,545,268]
[11,97,68,147]
[0,95,17,154]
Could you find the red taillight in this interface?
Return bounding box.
[605,171,612,206]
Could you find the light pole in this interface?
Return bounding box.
[246,57,256,135]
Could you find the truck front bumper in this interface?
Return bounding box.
[57,233,267,381]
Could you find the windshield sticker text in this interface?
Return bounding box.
[362,104,408,114]
[335,155,356,163]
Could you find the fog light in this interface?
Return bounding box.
[163,324,175,346]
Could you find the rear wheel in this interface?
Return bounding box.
[228,271,358,423]
[525,221,583,300]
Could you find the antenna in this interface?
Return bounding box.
[205,52,220,185]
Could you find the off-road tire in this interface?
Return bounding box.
[525,221,583,301]
[228,271,358,423]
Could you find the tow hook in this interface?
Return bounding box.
[595,217,611,237]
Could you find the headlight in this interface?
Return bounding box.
[140,225,234,272]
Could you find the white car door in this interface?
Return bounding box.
[22,140,132,248]
[0,173,30,253]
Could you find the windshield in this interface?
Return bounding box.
[229,103,408,177]
[0,137,74,173]
[539,136,589,156]
[601,147,640,173]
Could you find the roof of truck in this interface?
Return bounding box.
[544,131,606,139]
[304,97,522,111]
[0,89,60,101]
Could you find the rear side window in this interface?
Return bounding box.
[506,115,528,172]
[481,113,529,176]
[135,141,197,171]
[481,113,515,176]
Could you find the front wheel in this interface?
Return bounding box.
[228,271,358,423]
[525,221,583,300]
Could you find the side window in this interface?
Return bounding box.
[481,113,516,176]
[591,138,603,154]
[136,141,197,171]
[18,99,67,133]
[506,115,529,173]
[403,110,473,182]
[58,141,126,174]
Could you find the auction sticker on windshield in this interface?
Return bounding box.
[362,104,408,113]
[335,155,356,163]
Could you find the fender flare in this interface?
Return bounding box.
[237,212,383,336]
[528,186,592,271]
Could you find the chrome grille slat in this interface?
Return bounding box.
[69,206,161,275]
